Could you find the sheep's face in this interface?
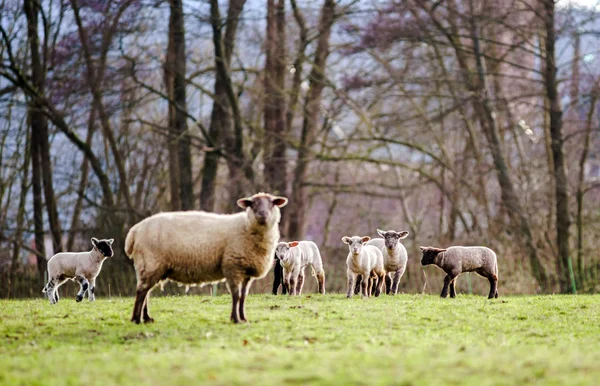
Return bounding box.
[342,236,371,255]
[237,193,288,227]
[91,237,114,258]
[274,241,299,263]
[377,229,409,250]
[420,246,446,266]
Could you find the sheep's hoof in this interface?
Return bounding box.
[131,318,141,324]
[76,295,83,302]
[143,318,154,324]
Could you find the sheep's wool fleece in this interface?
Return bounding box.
[366,238,408,272]
[125,210,280,284]
[282,241,324,274]
[47,249,106,279]
[442,246,498,274]
[347,245,384,276]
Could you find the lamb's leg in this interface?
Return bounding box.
[289,275,297,296]
[54,290,59,303]
[385,274,392,295]
[449,279,457,298]
[45,277,58,304]
[346,271,356,298]
[282,269,291,295]
[272,258,283,295]
[238,277,253,322]
[354,275,362,295]
[441,274,457,298]
[374,273,385,297]
[488,274,498,299]
[88,278,96,301]
[227,278,242,324]
[296,269,305,295]
[361,274,370,298]
[75,276,89,302]
[391,270,402,295]
[316,271,326,294]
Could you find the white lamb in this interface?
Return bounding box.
[42,237,114,304]
[342,236,385,298]
[125,192,288,324]
[274,241,326,296]
[366,229,409,295]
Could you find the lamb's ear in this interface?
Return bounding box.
[237,197,253,209]
[342,236,351,244]
[361,236,371,243]
[272,196,288,208]
[91,237,98,247]
[419,246,427,251]
[289,241,300,248]
[376,229,386,237]
[397,231,409,239]
[436,248,448,253]
[107,238,114,245]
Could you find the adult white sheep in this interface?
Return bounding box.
[274,241,325,296]
[42,237,114,304]
[125,192,288,324]
[342,236,385,298]
[367,229,409,295]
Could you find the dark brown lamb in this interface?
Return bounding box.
[420,246,499,299]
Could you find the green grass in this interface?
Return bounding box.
[1,294,600,386]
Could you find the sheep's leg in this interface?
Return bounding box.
[441,274,458,298]
[75,276,89,302]
[316,271,326,294]
[354,275,362,295]
[45,277,58,304]
[54,290,59,303]
[391,270,402,295]
[227,278,242,324]
[296,268,305,295]
[289,275,297,296]
[368,275,375,297]
[487,274,498,299]
[374,273,385,297]
[361,274,370,298]
[385,274,392,295]
[88,278,96,301]
[449,280,456,298]
[282,269,291,295]
[346,271,356,298]
[238,277,253,322]
[272,258,283,295]
[132,274,161,324]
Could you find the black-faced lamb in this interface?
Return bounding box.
[125,192,288,324]
[367,229,409,295]
[42,237,114,304]
[274,241,326,295]
[420,246,499,299]
[342,236,385,298]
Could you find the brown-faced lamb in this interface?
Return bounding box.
[42,238,114,304]
[420,246,499,299]
[274,241,325,295]
[367,229,409,295]
[125,192,288,324]
[342,236,385,298]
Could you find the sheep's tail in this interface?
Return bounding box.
[124,228,136,258]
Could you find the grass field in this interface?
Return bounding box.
[1,293,600,385]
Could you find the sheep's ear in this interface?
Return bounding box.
[436,248,447,253]
[377,229,386,237]
[361,236,371,243]
[419,246,426,251]
[272,196,288,208]
[289,241,300,248]
[342,237,351,244]
[108,238,114,245]
[91,237,98,246]
[397,231,409,239]
[237,197,253,209]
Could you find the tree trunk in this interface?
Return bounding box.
[164,20,181,211]
[288,0,336,240]
[544,0,574,294]
[168,0,193,210]
[200,0,246,211]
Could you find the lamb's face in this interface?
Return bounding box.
[91,237,114,258]
[274,241,299,263]
[419,246,445,266]
[342,236,370,255]
[377,229,409,250]
[237,193,288,227]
